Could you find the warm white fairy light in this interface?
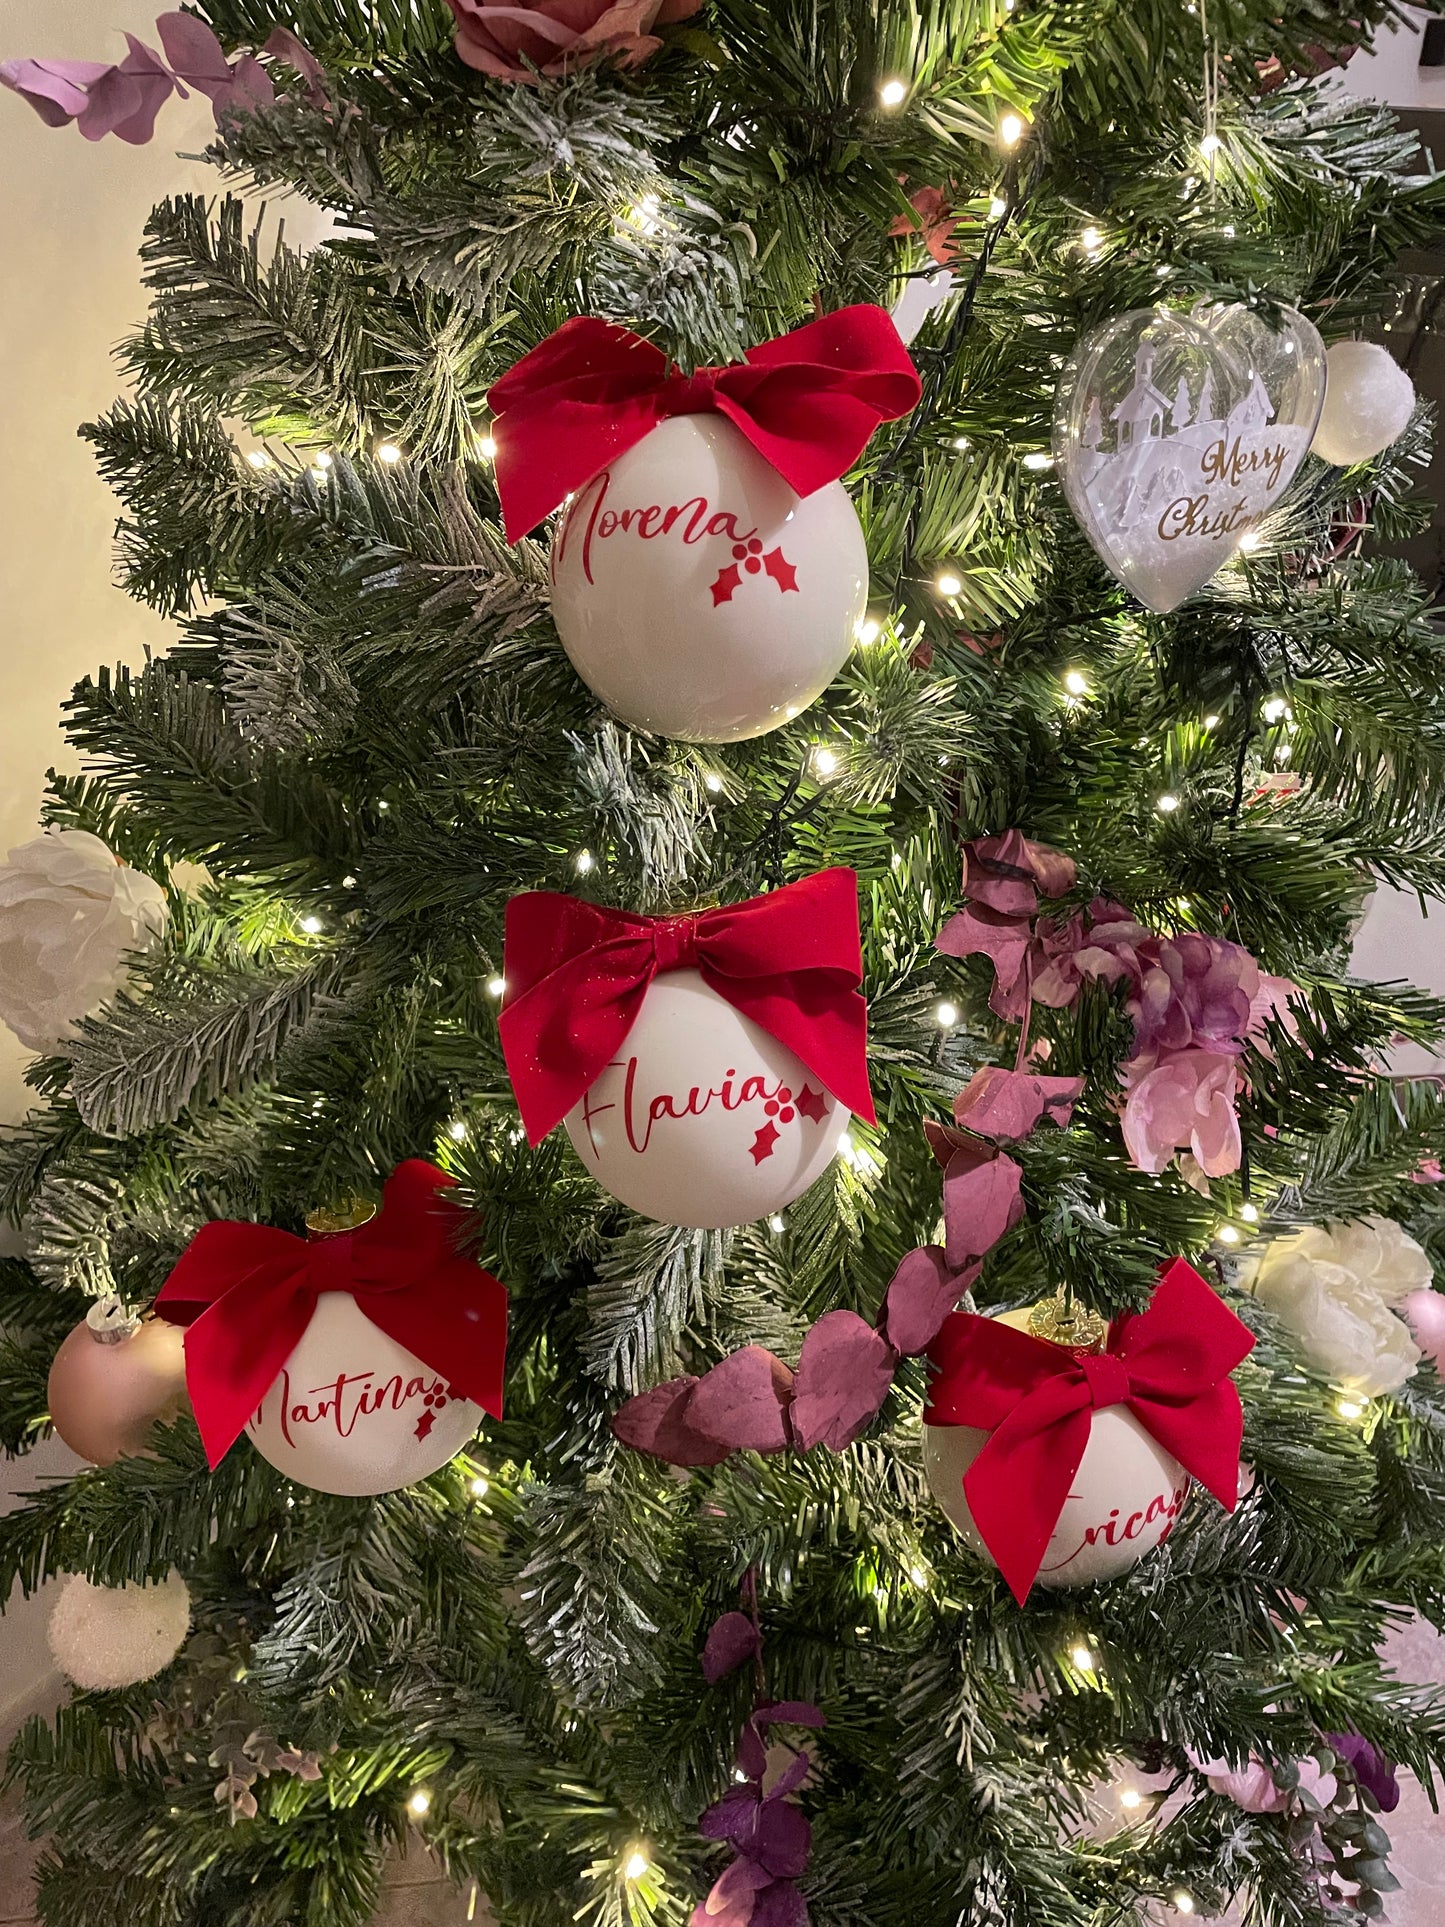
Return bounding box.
[448,1118,468,1142]
[1119,1786,1142,1810]
[1173,1894,1195,1917]
[935,1001,960,1028]
[470,1474,489,1497]
[1069,1643,1096,1672]
[988,193,1009,220]
[953,435,971,450]
[811,744,842,779]
[1337,1397,1365,1420]
[1155,263,1172,278]
[574,850,594,874]
[908,1564,929,1587]
[1238,531,1262,552]
[1203,713,1220,729]
[998,112,1025,147]
[408,1789,432,1817]
[623,1850,651,1881]
[1262,696,1288,722]
[1239,1202,1259,1223]
[478,435,497,459]
[1216,1223,1240,1245]
[704,773,724,793]
[936,572,963,597]
[247,449,271,469]
[879,78,908,106]
[1155,794,1180,813]
[1023,451,1053,470]
[1199,132,1222,158]
[299,915,323,935]
[342,874,358,889]
[1063,669,1089,696]
[1080,225,1103,255]
[768,1214,785,1234]
[486,976,506,998]
[377,442,403,464]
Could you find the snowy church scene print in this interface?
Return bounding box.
[1056,306,1325,612]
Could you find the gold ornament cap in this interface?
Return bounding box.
[1026,1292,1108,1356]
[305,1199,378,1239]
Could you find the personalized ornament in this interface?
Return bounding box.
[156,1162,508,1496]
[488,307,921,743]
[499,870,874,1229]
[923,1262,1254,1601]
[47,1297,188,1466]
[1053,302,1326,613]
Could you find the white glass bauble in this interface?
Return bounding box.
[246,1293,484,1495]
[1310,339,1416,466]
[923,1398,1191,1589]
[564,969,850,1229]
[549,415,869,743]
[48,1570,191,1689]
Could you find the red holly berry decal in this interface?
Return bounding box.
[710,539,799,606]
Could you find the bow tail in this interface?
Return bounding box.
[361,1256,509,1424]
[962,1383,1097,1604]
[1130,1381,1245,1512]
[181,1272,317,1469]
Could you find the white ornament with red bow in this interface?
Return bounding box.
[550,415,869,743]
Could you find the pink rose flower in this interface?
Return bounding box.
[445,0,701,82]
[1121,1049,1242,1178]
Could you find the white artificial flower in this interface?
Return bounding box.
[0,829,168,1053]
[1250,1216,1432,1397]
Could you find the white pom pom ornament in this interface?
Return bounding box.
[48,1571,191,1689]
[246,1291,486,1496]
[564,970,851,1228]
[549,416,869,743]
[1311,340,1416,466]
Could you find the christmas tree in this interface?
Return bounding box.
[4,2,1445,1923]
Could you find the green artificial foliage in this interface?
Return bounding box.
[2,0,1445,1921]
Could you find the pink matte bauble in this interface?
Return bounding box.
[1404,1289,1445,1371]
[47,1316,190,1465]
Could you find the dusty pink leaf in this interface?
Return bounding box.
[0,57,111,125]
[952,1066,1086,1142]
[1023,838,1077,899]
[688,1347,794,1454]
[923,1117,968,1169]
[702,1611,761,1684]
[962,830,1040,915]
[263,26,330,103]
[155,11,232,93]
[757,1700,825,1729]
[884,1246,976,1355]
[611,1376,731,1467]
[934,902,1032,989]
[790,1311,897,1451]
[943,1145,1024,1269]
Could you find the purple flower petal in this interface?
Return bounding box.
[790,1311,897,1451]
[751,1799,810,1879]
[755,1701,825,1729]
[701,1784,762,1849]
[1325,1732,1401,1812]
[749,1880,808,1927]
[702,1611,761,1685]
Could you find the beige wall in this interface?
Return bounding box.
[0,0,218,1122]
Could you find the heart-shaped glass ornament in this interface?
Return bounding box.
[1053,302,1327,613]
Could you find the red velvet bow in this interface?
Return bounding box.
[486,305,922,543]
[924,1260,1255,1603]
[155,1161,508,1469]
[499,869,876,1146]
